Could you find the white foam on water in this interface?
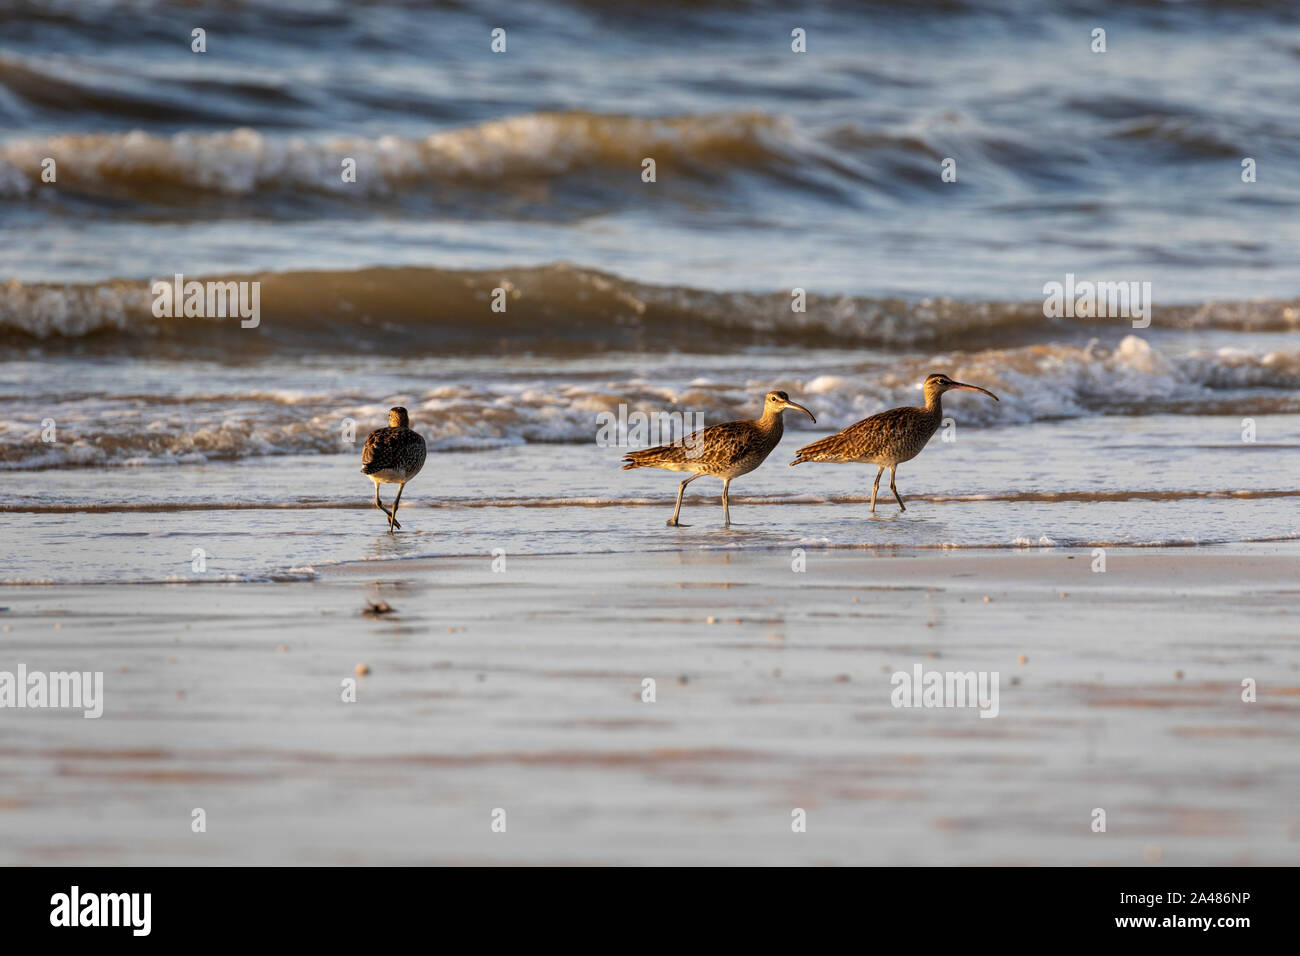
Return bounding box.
[3,336,1298,470]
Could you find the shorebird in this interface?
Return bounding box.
[360,406,427,533]
[789,373,999,513]
[621,390,816,527]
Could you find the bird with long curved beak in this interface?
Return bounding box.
[621,390,817,528]
[790,373,999,513]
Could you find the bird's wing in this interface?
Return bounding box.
[704,421,759,466]
[621,418,748,468]
[795,407,916,462]
[361,427,396,470]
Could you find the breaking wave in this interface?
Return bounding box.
[2,334,1297,469]
[3,264,1299,354]
[0,111,798,204]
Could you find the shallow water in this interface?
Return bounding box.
[5,406,1297,583]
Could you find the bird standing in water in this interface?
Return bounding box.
[621,390,816,528]
[790,373,999,513]
[360,406,427,533]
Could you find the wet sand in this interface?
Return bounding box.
[2,545,1297,865]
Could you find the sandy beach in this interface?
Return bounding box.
[2,544,1296,866]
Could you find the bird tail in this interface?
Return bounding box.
[789,433,849,466]
[621,443,685,470]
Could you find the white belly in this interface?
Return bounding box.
[368,468,410,484]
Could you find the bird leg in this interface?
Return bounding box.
[389,481,407,534]
[890,467,906,512]
[721,477,731,528]
[669,474,699,526]
[870,467,883,514]
[373,483,401,532]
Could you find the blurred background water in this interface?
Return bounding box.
[4,0,1300,296]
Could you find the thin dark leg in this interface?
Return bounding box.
[374,483,396,528]
[669,474,699,526]
[389,481,407,533]
[721,477,731,528]
[870,467,883,514]
[890,467,906,512]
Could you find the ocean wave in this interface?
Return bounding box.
[0,108,1128,216]
[0,111,795,204]
[3,265,1299,354]
[1,335,1297,469]
[0,53,296,129]
[5,104,1265,218]
[800,336,1300,427]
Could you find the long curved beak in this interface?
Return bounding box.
[950,381,1000,402]
[782,399,817,423]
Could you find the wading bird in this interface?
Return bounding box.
[360,406,427,533]
[790,373,999,513]
[621,390,816,528]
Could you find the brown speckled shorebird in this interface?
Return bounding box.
[360,406,427,533]
[621,390,816,527]
[790,373,999,513]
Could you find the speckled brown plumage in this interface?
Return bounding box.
[360,406,426,533]
[790,373,999,513]
[621,389,816,527]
